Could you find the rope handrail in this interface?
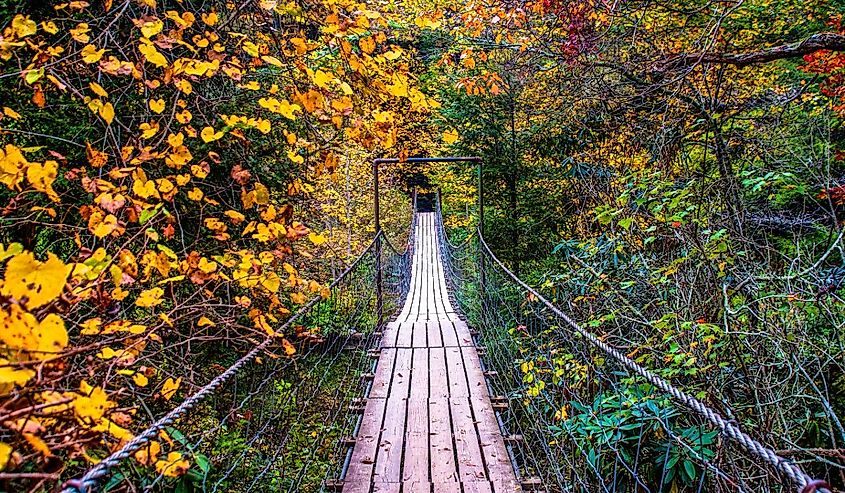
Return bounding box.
[474,229,829,493]
[61,234,385,493]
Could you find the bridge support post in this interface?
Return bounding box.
[478,159,486,315]
[373,159,384,330]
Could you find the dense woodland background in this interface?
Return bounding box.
[0,0,844,490]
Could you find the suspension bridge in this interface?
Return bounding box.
[60,158,834,493]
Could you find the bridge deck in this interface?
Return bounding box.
[343,213,520,493]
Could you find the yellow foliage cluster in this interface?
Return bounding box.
[0,0,441,486]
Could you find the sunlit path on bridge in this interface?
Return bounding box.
[343,213,520,493]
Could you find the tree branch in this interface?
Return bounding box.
[658,32,845,70]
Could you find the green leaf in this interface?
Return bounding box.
[25,67,44,84]
[195,453,211,473]
[683,459,696,482]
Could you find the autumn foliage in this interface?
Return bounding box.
[0,0,439,486]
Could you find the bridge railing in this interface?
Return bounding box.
[61,230,411,493]
[435,194,832,493]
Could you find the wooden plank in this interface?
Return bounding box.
[373,397,407,483]
[459,349,517,486]
[453,320,474,347]
[460,346,488,402]
[371,483,399,493]
[449,397,487,482]
[462,482,494,493]
[428,398,457,483]
[341,482,371,493]
[405,349,429,485]
[472,398,514,486]
[401,482,430,493]
[492,480,523,493]
[420,216,433,322]
[410,348,429,394]
[382,322,400,348]
[403,396,429,483]
[445,347,469,397]
[395,322,413,348]
[412,321,427,348]
[426,321,443,348]
[433,484,461,493]
[428,348,449,399]
[391,348,413,398]
[440,319,459,348]
[369,348,397,399]
[344,397,388,488]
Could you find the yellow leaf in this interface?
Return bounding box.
[133,373,149,387]
[442,129,459,144]
[197,316,215,327]
[260,272,281,292]
[0,442,11,471]
[138,18,163,38]
[26,160,59,202]
[200,126,223,143]
[290,37,308,55]
[73,385,114,421]
[99,102,115,125]
[23,433,51,457]
[88,211,119,238]
[0,365,35,390]
[174,79,192,94]
[133,178,160,199]
[134,441,161,465]
[1,252,69,308]
[187,187,203,201]
[201,12,218,26]
[92,418,133,441]
[3,107,21,120]
[261,55,283,67]
[70,23,90,43]
[35,314,68,355]
[12,15,37,38]
[387,76,409,98]
[160,377,181,400]
[359,36,375,54]
[149,98,165,113]
[313,70,332,89]
[290,292,306,304]
[287,150,304,164]
[89,82,108,98]
[176,109,192,123]
[155,451,190,477]
[242,41,260,57]
[308,232,327,245]
[282,338,296,356]
[139,40,168,67]
[140,121,159,139]
[80,44,106,64]
[96,347,117,360]
[0,144,29,189]
[136,287,164,307]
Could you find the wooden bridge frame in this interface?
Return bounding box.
[372,156,484,329]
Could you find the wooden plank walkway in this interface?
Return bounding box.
[343,213,520,493]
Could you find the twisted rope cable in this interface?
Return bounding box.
[474,229,830,493]
[62,235,383,493]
